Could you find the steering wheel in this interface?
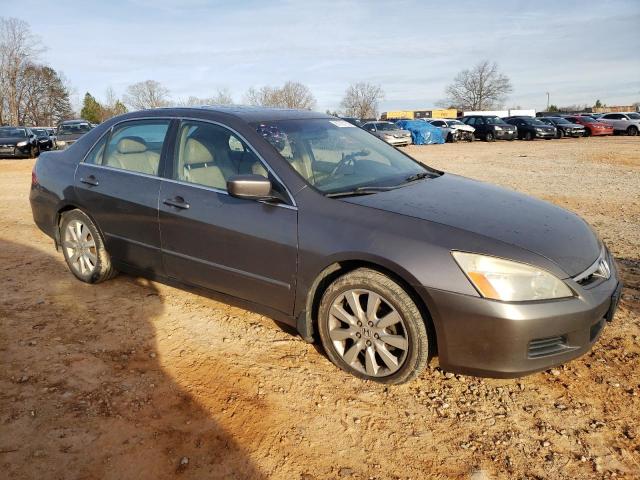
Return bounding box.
[330,149,369,177]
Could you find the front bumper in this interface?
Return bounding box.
[494,130,517,140]
[384,136,412,146]
[420,257,621,378]
[535,131,556,138]
[0,145,32,158]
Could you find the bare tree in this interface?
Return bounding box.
[444,60,512,111]
[19,64,73,125]
[175,88,235,107]
[245,82,316,109]
[245,85,281,107]
[340,82,384,119]
[277,81,316,109]
[123,80,170,110]
[0,17,44,125]
[100,86,127,121]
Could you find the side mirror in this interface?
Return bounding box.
[227,174,275,201]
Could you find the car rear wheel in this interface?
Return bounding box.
[556,129,564,139]
[484,132,495,142]
[60,209,117,284]
[318,268,429,384]
[627,125,638,136]
[524,131,534,141]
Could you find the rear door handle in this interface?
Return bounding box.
[80,175,99,186]
[163,196,190,210]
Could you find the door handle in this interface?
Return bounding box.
[163,196,190,210]
[80,175,99,186]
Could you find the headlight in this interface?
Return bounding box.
[17,141,28,147]
[535,128,544,132]
[56,140,66,147]
[494,126,503,131]
[383,134,393,139]
[452,252,573,301]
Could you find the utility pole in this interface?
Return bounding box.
[546,92,550,111]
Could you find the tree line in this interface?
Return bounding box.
[0,17,73,126]
[2,14,519,128]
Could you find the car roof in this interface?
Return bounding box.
[146,105,331,123]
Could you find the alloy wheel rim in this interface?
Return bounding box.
[328,289,409,377]
[63,220,97,276]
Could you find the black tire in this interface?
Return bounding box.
[318,268,429,384]
[60,209,117,284]
[447,132,457,143]
[467,133,475,142]
[627,125,638,136]
[584,128,591,137]
[524,131,534,141]
[556,129,564,139]
[30,145,39,158]
[484,131,495,142]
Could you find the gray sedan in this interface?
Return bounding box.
[362,121,412,146]
[30,107,621,384]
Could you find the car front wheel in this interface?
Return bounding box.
[60,209,117,283]
[318,268,429,384]
[484,132,495,142]
[627,125,638,136]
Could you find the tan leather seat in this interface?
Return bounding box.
[105,136,159,175]
[182,138,227,189]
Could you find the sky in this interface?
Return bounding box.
[3,0,639,113]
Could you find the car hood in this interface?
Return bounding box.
[0,136,28,145]
[343,174,600,277]
[451,124,475,132]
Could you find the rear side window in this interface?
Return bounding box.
[84,135,108,165]
[102,121,170,176]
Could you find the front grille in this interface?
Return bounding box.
[573,248,611,287]
[528,335,567,358]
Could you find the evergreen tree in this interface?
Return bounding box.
[80,92,103,123]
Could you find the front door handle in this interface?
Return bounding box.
[80,175,99,186]
[163,196,190,210]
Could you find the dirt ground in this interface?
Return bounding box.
[1,136,639,480]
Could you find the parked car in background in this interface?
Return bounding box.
[504,116,556,140]
[460,115,517,141]
[32,128,56,151]
[30,106,622,384]
[340,117,364,128]
[564,116,614,137]
[362,121,412,146]
[538,117,585,138]
[597,112,640,136]
[56,120,94,149]
[427,119,475,142]
[0,126,39,158]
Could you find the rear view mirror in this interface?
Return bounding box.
[227,174,274,201]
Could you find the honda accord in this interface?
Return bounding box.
[30,107,622,384]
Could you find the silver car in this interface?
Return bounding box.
[428,119,475,142]
[597,112,640,136]
[362,121,412,146]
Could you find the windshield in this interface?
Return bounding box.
[628,113,640,119]
[578,116,596,123]
[448,120,464,126]
[252,119,431,194]
[375,122,399,131]
[57,123,92,135]
[485,116,508,125]
[32,128,48,136]
[549,117,571,125]
[0,127,27,137]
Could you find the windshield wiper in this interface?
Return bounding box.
[325,186,398,198]
[403,172,431,183]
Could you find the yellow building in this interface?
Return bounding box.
[380,108,458,120]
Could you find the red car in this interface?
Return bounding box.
[564,116,614,137]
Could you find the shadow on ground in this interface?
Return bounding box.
[0,238,266,479]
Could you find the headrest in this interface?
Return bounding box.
[117,136,147,154]
[184,138,214,165]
